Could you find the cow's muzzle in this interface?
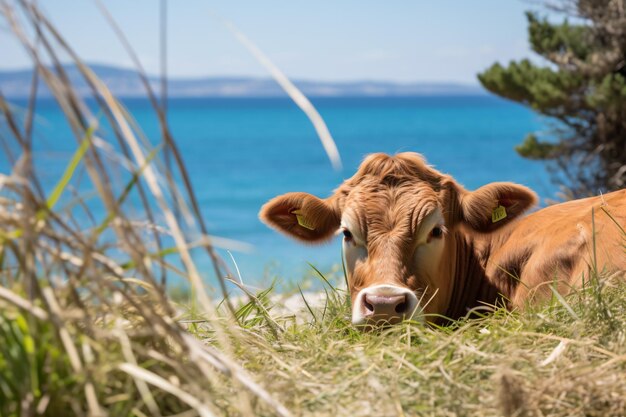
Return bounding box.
[352,284,419,327]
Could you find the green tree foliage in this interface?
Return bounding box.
[478,0,626,196]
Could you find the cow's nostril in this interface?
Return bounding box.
[395,301,407,314]
[363,297,374,313]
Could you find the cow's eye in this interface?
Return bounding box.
[430,226,443,238]
[343,229,353,241]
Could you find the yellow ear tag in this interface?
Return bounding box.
[292,210,315,230]
[492,205,507,223]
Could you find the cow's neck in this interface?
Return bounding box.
[443,230,511,321]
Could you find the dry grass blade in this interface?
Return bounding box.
[0,286,48,320]
[118,363,216,417]
[41,287,83,374]
[221,16,343,171]
[116,329,161,416]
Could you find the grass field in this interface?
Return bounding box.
[230,274,626,417]
[1,269,625,416]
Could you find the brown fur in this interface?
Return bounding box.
[260,152,626,322]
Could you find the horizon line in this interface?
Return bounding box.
[0,61,484,87]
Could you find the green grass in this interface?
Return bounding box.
[207,274,626,417]
[2,271,624,416]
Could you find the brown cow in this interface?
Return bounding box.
[260,153,626,326]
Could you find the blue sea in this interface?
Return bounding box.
[4,95,553,288]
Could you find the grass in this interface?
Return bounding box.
[1,268,625,416]
[202,274,626,417]
[0,2,625,416]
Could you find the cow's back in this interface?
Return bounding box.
[486,189,626,306]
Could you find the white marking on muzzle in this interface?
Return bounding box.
[352,284,419,326]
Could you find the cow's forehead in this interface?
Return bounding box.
[341,178,442,236]
[340,154,447,196]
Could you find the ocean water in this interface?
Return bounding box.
[4,95,553,287]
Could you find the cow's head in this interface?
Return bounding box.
[260,153,537,326]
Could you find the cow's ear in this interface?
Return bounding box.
[259,192,341,243]
[460,182,538,233]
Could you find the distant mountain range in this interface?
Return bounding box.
[0,64,486,98]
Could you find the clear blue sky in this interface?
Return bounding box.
[1,1,549,83]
